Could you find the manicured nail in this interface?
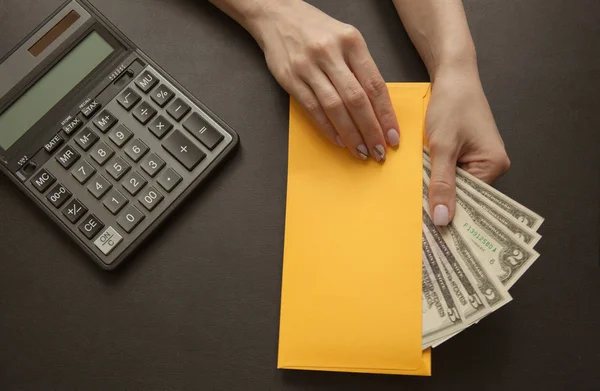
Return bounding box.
[336,135,345,147]
[373,144,385,162]
[357,144,369,160]
[387,129,400,147]
[433,205,449,226]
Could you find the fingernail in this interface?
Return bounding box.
[387,129,400,147]
[373,144,385,162]
[357,144,369,160]
[336,135,345,147]
[433,205,450,226]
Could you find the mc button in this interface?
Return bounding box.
[30,169,56,192]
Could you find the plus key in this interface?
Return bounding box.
[162,130,205,171]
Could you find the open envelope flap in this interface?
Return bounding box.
[279,83,431,375]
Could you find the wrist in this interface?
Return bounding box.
[237,0,302,49]
[430,52,479,84]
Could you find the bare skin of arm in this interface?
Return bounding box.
[394,0,510,225]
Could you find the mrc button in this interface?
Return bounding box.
[30,169,56,192]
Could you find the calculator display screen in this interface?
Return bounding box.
[0,31,113,150]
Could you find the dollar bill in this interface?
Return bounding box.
[421,245,466,348]
[422,216,489,324]
[423,149,544,230]
[424,173,540,289]
[422,181,512,310]
[423,159,542,247]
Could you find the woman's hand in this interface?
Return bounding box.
[426,65,511,226]
[248,1,400,162]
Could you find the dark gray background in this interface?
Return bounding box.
[1,0,599,389]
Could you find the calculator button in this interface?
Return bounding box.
[183,113,224,150]
[94,226,123,255]
[148,115,173,139]
[108,124,133,147]
[78,214,104,239]
[62,116,83,135]
[44,134,64,153]
[87,174,112,199]
[46,183,71,208]
[116,88,141,111]
[117,205,145,233]
[31,169,56,192]
[61,199,88,224]
[132,101,157,125]
[122,171,147,195]
[103,189,128,215]
[124,139,149,162]
[139,186,164,211]
[56,145,80,169]
[167,98,190,121]
[80,98,100,118]
[106,156,131,180]
[74,128,99,151]
[140,153,165,177]
[135,70,159,92]
[162,130,205,171]
[157,167,182,193]
[90,141,115,166]
[151,84,174,107]
[93,110,118,133]
[71,159,96,184]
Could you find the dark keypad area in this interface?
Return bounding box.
[27,67,230,263]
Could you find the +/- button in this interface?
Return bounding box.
[61,199,88,224]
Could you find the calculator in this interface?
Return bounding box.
[0,0,239,270]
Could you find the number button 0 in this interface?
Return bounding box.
[106,156,131,180]
[117,205,146,233]
[124,139,149,162]
[87,174,112,199]
[108,124,133,147]
[140,153,165,177]
[103,189,128,215]
[90,141,115,166]
[138,186,164,211]
[121,171,148,196]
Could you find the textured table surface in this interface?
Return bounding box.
[1,0,599,389]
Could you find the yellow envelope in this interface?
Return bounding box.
[279,83,432,376]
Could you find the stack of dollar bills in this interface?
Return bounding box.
[421,151,544,349]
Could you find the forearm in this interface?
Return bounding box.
[392,0,478,80]
[208,0,299,48]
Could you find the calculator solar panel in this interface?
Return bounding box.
[0,0,239,269]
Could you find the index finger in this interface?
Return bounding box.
[346,44,400,148]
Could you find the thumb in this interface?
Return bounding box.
[428,146,458,226]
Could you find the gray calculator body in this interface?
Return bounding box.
[0,0,239,270]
